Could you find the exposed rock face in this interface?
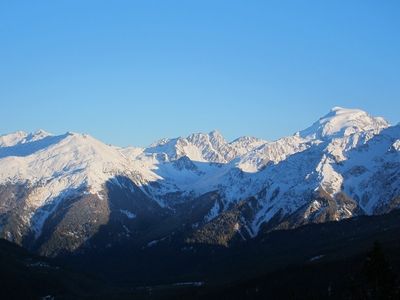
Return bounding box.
[0,107,399,255]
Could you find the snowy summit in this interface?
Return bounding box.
[0,107,399,255]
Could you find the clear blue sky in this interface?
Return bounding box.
[1,1,399,147]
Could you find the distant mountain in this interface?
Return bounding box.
[0,107,399,256]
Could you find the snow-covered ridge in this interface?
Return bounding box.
[0,107,391,197]
[0,129,52,147]
[145,130,268,163]
[0,107,398,242]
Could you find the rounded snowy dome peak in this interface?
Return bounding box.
[299,107,389,140]
[330,106,353,112]
[331,106,345,111]
[327,106,365,116]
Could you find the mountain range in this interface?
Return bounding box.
[0,106,399,257]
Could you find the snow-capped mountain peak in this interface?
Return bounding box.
[145,130,268,164]
[0,107,399,255]
[299,107,389,140]
[0,131,29,147]
[0,131,133,194]
[26,129,53,142]
[0,129,53,148]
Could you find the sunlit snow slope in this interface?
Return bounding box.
[0,107,398,254]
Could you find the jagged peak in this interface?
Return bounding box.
[208,130,227,145]
[26,129,53,141]
[34,129,52,135]
[209,129,223,138]
[231,136,265,143]
[186,129,224,139]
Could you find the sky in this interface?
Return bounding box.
[0,1,399,147]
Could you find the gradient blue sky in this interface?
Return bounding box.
[1,1,399,147]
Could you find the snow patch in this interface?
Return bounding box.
[205,201,220,222]
[391,140,400,151]
[309,255,325,262]
[120,210,136,219]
